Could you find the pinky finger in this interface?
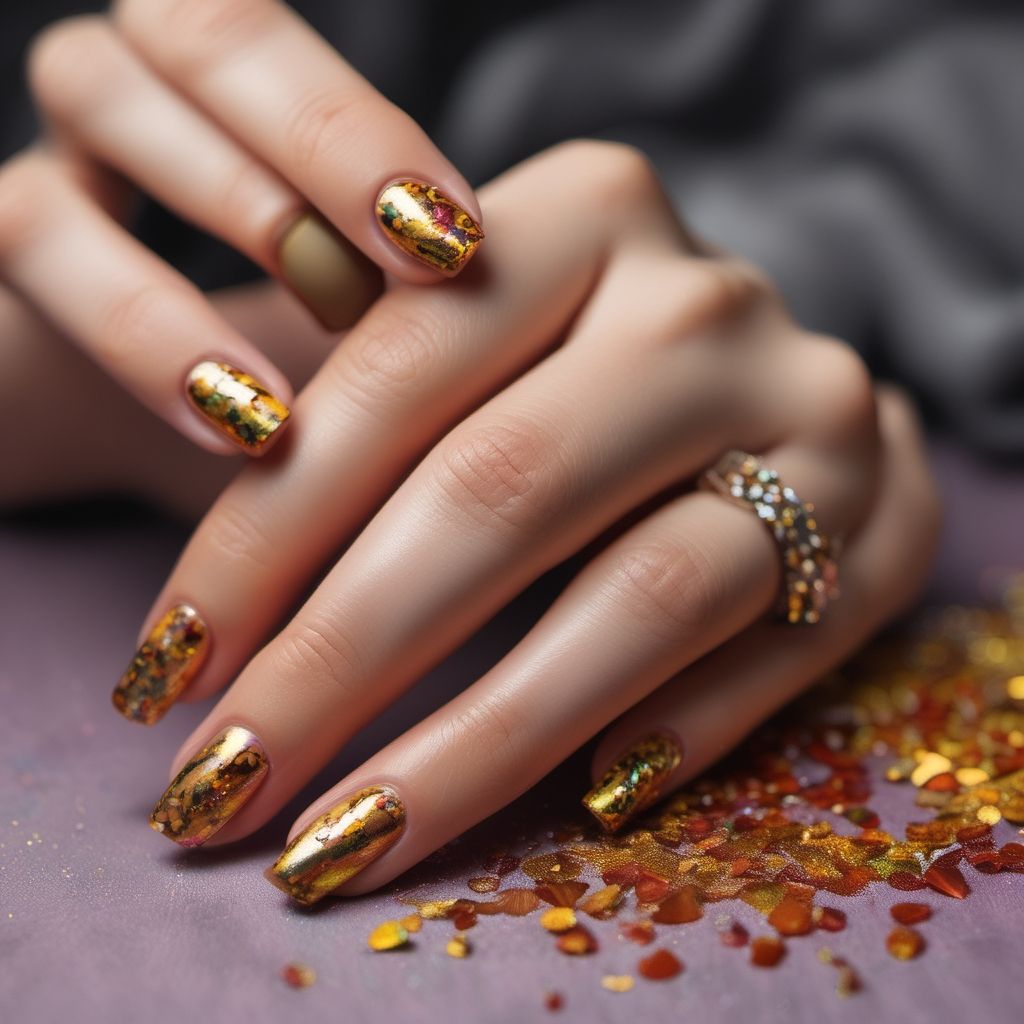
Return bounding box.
[586,386,941,829]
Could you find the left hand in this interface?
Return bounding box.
[123,141,939,902]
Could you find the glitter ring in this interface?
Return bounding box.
[700,449,839,625]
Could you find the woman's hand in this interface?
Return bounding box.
[122,141,938,902]
[1,0,483,456]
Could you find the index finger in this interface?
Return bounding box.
[114,0,484,280]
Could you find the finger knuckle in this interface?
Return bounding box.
[285,86,364,176]
[674,258,776,337]
[198,500,277,574]
[806,335,878,437]
[440,695,530,774]
[603,537,723,641]
[276,618,365,690]
[94,284,175,363]
[27,16,115,115]
[0,155,51,260]
[554,139,662,202]
[341,301,451,409]
[434,418,563,530]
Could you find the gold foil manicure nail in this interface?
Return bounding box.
[150,726,268,847]
[583,735,682,833]
[375,181,483,273]
[186,360,290,452]
[264,786,405,905]
[278,213,382,331]
[111,604,208,725]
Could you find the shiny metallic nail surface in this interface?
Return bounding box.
[111,604,208,725]
[186,360,290,451]
[150,726,268,847]
[278,213,382,331]
[583,735,682,833]
[375,181,483,273]
[264,786,405,905]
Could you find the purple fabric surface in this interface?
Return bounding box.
[1,440,1022,1023]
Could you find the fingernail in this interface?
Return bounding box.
[111,604,208,725]
[583,734,682,833]
[278,212,382,331]
[375,181,483,274]
[150,726,268,847]
[264,786,405,905]
[186,360,290,452]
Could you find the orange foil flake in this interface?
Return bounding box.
[922,863,970,899]
[768,897,814,936]
[890,902,932,925]
[886,926,926,960]
[556,926,598,955]
[580,885,623,918]
[750,936,786,968]
[651,887,702,925]
[638,949,683,981]
[621,920,656,945]
[536,881,589,907]
[281,963,316,989]
[812,906,847,932]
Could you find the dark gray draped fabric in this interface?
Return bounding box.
[2,0,1022,453]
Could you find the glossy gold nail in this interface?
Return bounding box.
[264,786,405,905]
[150,726,268,847]
[583,735,682,833]
[111,604,208,725]
[278,212,382,330]
[186,360,290,452]
[375,181,483,274]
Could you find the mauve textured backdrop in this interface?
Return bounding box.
[1,2,1023,1022]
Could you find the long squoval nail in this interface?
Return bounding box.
[111,604,208,725]
[582,735,682,833]
[375,181,483,274]
[150,726,268,847]
[264,786,405,905]
[278,212,382,331]
[186,360,290,452]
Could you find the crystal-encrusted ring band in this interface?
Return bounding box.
[700,450,839,625]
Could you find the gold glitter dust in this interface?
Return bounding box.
[446,934,471,958]
[368,921,409,951]
[281,963,316,988]
[540,907,577,932]
[468,876,500,893]
[601,975,635,993]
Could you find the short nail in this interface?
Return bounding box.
[186,360,290,452]
[264,786,405,905]
[375,181,483,274]
[150,726,268,847]
[582,734,682,833]
[278,212,382,331]
[111,604,208,725]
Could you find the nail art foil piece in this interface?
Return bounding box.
[186,360,290,452]
[111,604,208,725]
[264,786,405,905]
[150,726,268,847]
[583,735,682,833]
[375,181,483,273]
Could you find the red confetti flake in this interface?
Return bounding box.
[484,853,521,876]
[890,902,932,925]
[923,862,970,899]
[473,889,540,916]
[281,963,315,989]
[544,991,563,1012]
[768,897,813,937]
[750,936,786,968]
[812,906,847,932]
[556,926,598,955]
[923,772,959,793]
[651,887,702,925]
[719,921,750,948]
[638,949,683,980]
[634,872,671,904]
[601,863,641,888]
[843,806,880,829]
[887,871,927,892]
[955,823,993,845]
[1000,842,1024,862]
[535,881,589,907]
[452,910,477,930]
[968,851,1003,874]
[621,920,656,945]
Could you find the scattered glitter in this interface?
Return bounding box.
[446,934,470,958]
[890,903,932,925]
[468,876,500,893]
[638,949,683,980]
[281,963,316,988]
[886,926,925,960]
[368,921,410,951]
[540,907,577,933]
[750,936,786,967]
[601,975,635,993]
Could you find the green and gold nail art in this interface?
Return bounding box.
[111,604,208,725]
[583,735,682,833]
[186,361,290,452]
[375,181,483,274]
[150,726,268,847]
[264,786,405,905]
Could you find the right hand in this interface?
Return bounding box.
[1,0,484,456]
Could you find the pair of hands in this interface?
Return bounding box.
[2,0,939,904]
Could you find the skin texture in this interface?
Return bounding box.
[1,2,481,453]
[0,12,940,902]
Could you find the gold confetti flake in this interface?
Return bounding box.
[540,907,577,933]
[977,805,1002,825]
[368,921,409,951]
[446,934,470,958]
[601,975,635,993]
[400,914,423,933]
[1007,675,1024,700]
